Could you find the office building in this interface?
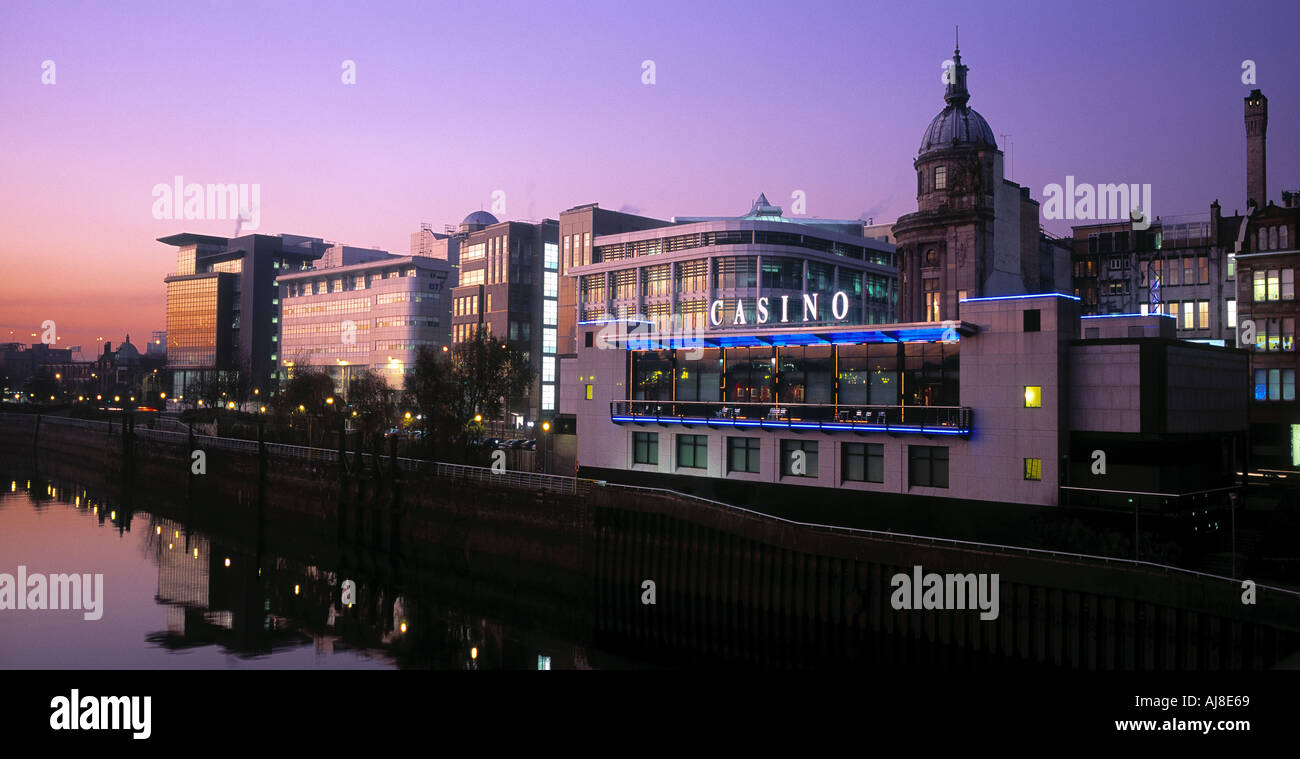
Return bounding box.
[160,232,332,399]
[277,245,453,391]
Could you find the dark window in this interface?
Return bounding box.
[727,437,761,474]
[908,446,949,488]
[584,331,593,348]
[1023,310,1041,332]
[780,439,819,477]
[633,432,658,465]
[676,434,707,469]
[842,442,884,483]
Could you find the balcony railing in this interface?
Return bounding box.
[610,400,972,436]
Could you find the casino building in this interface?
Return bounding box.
[566,295,1247,509]
[560,43,1248,511]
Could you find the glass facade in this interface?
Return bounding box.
[166,278,221,367]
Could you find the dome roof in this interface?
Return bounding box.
[918,45,997,157]
[461,210,499,227]
[919,105,997,156]
[115,335,141,363]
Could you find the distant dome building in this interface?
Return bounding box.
[893,41,1068,323]
[114,334,141,365]
[459,210,499,234]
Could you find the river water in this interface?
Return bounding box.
[0,473,639,669]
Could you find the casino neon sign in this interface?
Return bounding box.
[709,292,850,327]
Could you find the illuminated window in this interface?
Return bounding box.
[1284,269,1295,301]
[542,356,556,382]
[1197,300,1209,330]
[1227,299,1236,328]
[1024,386,1042,408]
[544,271,558,298]
[541,384,555,411]
[584,384,593,400]
[1024,458,1042,481]
[934,165,947,190]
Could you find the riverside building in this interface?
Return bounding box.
[160,232,332,399]
[277,245,453,391]
[566,294,1248,510]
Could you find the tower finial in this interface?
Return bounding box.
[955,25,959,55]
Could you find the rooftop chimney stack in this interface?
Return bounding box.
[1245,89,1268,209]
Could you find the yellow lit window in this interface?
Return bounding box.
[1024,386,1042,408]
[584,384,594,400]
[1024,458,1042,481]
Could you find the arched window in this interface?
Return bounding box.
[1260,229,1269,251]
[1270,227,1279,250]
[1281,225,1289,249]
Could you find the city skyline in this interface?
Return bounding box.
[1,0,1297,350]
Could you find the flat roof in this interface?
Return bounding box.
[157,233,228,247]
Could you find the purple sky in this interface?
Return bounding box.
[0,0,1296,351]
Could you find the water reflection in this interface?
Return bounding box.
[0,471,634,669]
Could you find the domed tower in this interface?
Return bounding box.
[894,39,1036,323]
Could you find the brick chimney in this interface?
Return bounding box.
[1245,89,1268,209]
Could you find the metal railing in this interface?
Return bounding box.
[611,400,972,433]
[597,482,1300,598]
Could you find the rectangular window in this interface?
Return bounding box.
[543,299,558,326]
[544,242,558,270]
[1183,257,1194,285]
[727,437,761,474]
[1024,458,1042,481]
[1270,369,1281,401]
[908,446,949,488]
[544,271,558,298]
[1168,258,1180,286]
[1268,270,1280,301]
[934,165,947,190]
[1183,303,1195,330]
[1227,254,1235,280]
[1284,369,1296,402]
[842,442,884,483]
[1024,385,1042,408]
[677,434,707,469]
[1254,369,1267,401]
[1198,255,1209,284]
[1169,300,1180,327]
[1197,300,1209,330]
[780,439,819,478]
[1284,269,1295,301]
[633,432,658,465]
[1283,318,1295,352]
[584,384,594,400]
[1023,309,1041,332]
[1254,270,1266,301]
[543,328,557,354]
[1227,299,1237,328]
[541,356,556,383]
